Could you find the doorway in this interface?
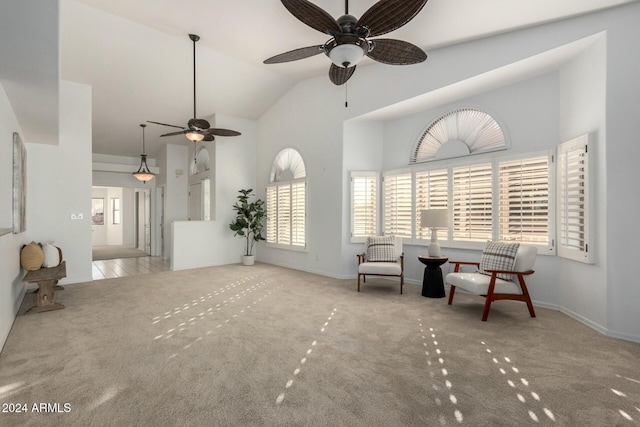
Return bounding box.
[92,186,155,261]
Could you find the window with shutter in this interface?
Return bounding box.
[452,163,493,242]
[557,134,592,263]
[291,181,306,247]
[351,172,378,242]
[383,172,412,238]
[499,154,551,248]
[415,169,448,240]
[266,149,306,251]
[266,186,277,244]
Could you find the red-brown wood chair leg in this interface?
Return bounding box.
[358,274,361,292]
[481,297,493,321]
[482,275,498,321]
[448,285,456,305]
[400,275,404,294]
[518,275,536,318]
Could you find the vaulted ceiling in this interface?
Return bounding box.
[4,0,638,157]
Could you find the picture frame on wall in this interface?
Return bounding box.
[13,132,26,234]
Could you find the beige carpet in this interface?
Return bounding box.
[1,264,639,426]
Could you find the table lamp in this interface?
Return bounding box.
[421,209,448,257]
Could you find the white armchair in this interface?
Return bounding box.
[446,242,537,321]
[357,236,404,294]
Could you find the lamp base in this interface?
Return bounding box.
[427,242,441,257]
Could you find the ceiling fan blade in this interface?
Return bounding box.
[281,0,341,35]
[357,0,428,37]
[206,128,242,137]
[147,120,186,130]
[264,45,324,64]
[202,134,215,142]
[188,118,210,130]
[367,38,427,65]
[329,64,356,86]
[160,130,188,137]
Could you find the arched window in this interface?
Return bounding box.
[266,148,306,249]
[411,108,506,164]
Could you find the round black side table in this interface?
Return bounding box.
[418,256,448,298]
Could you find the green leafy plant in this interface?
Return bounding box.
[229,189,266,257]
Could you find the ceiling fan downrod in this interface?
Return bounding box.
[189,34,200,121]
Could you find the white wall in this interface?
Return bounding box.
[603,13,640,342]
[256,78,347,277]
[558,35,609,333]
[162,143,189,259]
[25,80,93,284]
[0,82,27,351]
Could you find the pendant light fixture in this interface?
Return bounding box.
[132,124,155,183]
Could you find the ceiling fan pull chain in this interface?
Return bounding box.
[345,82,348,108]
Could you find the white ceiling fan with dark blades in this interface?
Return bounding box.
[149,34,241,142]
[264,0,428,85]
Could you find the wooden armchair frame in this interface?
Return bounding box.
[447,260,536,321]
[357,252,405,294]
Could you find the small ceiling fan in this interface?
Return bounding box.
[149,34,241,142]
[264,0,428,85]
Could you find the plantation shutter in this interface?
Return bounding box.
[415,169,448,240]
[383,172,412,238]
[351,172,378,240]
[499,155,550,246]
[277,185,291,245]
[291,181,306,247]
[452,163,493,242]
[557,134,592,263]
[266,185,277,243]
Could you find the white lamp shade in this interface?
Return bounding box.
[421,209,448,229]
[329,44,365,68]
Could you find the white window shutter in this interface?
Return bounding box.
[415,169,448,240]
[291,181,306,247]
[351,172,378,241]
[277,184,291,245]
[499,155,550,247]
[557,134,592,263]
[266,186,277,244]
[452,163,493,242]
[383,172,412,238]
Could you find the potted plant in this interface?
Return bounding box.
[229,189,266,265]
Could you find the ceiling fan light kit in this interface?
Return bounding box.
[133,124,156,183]
[264,0,429,85]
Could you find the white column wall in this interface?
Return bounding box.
[25,80,93,284]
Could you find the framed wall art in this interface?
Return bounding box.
[13,132,26,234]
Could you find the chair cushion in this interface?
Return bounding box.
[365,236,396,262]
[446,272,521,295]
[479,241,519,280]
[21,241,44,271]
[359,262,402,276]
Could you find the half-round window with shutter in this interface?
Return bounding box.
[270,148,306,182]
[411,108,506,164]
